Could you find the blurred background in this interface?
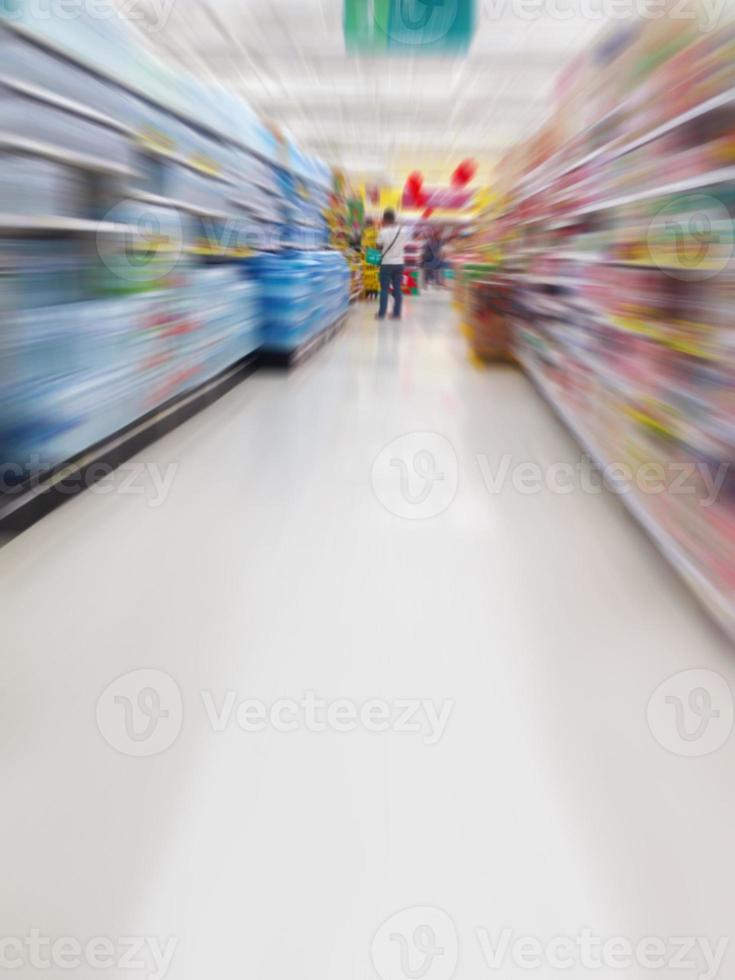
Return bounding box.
[3,4,735,980]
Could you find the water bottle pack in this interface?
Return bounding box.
[249,250,350,352]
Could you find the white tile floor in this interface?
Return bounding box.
[1,291,734,980]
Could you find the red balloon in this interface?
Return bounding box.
[405,171,424,204]
[451,159,477,187]
[422,207,435,219]
[406,170,424,193]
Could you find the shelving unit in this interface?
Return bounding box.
[457,14,735,638]
[0,6,349,531]
[0,16,332,182]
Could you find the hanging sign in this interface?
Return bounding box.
[344,0,475,55]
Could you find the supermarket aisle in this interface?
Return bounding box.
[1,292,734,980]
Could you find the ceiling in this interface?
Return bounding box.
[120,0,606,184]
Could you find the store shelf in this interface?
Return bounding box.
[228,197,280,223]
[518,349,735,639]
[0,73,136,134]
[571,167,735,216]
[0,214,131,235]
[0,132,137,176]
[549,251,735,273]
[0,16,331,186]
[516,99,632,194]
[137,140,237,185]
[519,87,735,206]
[520,273,585,287]
[494,145,611,217]
[504,166,735,229]
[0,17,250,160]
[130,190,229,220]
[614,87,735,158]
[550,251,612,263]
[186,245,256,258]
[484,85,735,227]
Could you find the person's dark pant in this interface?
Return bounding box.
[378,264,404,318]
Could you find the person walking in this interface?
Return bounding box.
[376,209,410,320]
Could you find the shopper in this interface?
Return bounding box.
[434,232,446,287]
[376,209,409,320]
[422,234,435,288]
[422,230,443,289]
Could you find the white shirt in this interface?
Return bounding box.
[377,225,411,265]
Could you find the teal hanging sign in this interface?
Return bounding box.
[345,0,475,54]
